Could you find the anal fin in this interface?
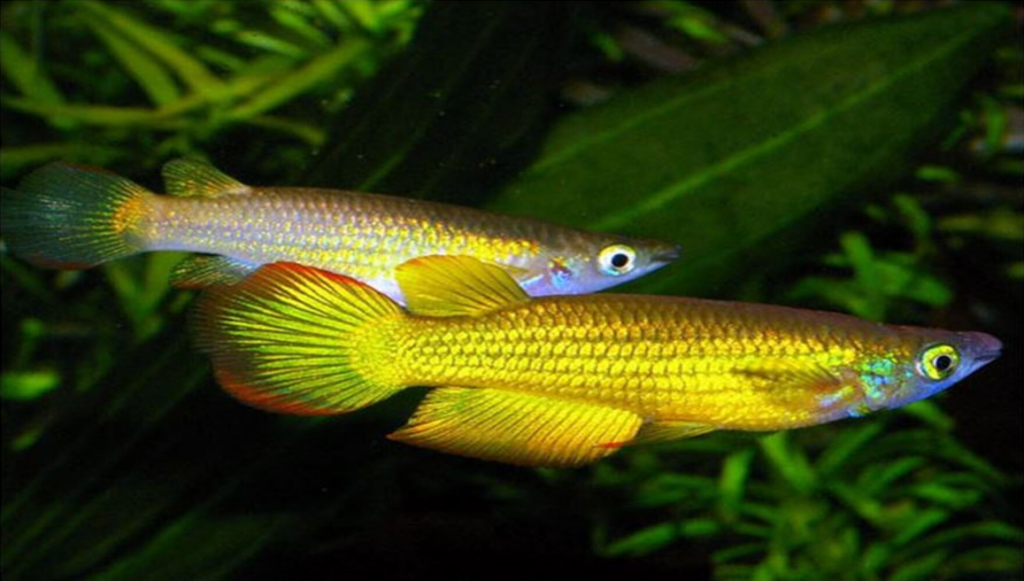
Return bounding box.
[171,255,258,288]
[389,387,643,467]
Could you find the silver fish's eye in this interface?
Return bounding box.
[598,244,637,276]
[916,344,960,381]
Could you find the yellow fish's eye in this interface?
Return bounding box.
[598,244,637,276]
[916,344,960,381]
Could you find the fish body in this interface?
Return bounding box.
[192,256,1001,467]
[0,160,677,302]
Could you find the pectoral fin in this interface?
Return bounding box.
[389,387,643,467]
[162,159,251,197]
[396,256,530,317]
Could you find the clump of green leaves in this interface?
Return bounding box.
[0,0,421,182]
[593,412,1022,581]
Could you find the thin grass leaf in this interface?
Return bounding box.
[891,508,950,547]
[87,511,294,581]
[243,115,327,146]
[83,14,181,107]
[0,31,65,105]
[0,143,125,179]
[759,432,817,494]
[602,519,721,560]
[270,3,333,49]
[816,422,885,477]
[719,448,756,520]
[312,0,350,29]
[943,546,1024,578]
[76,0,225,98]
[888,551,948,581]
[0,96,180,127]
[228,38,370,120]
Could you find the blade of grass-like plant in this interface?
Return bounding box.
[487,3,1012,296]
[0,31,65,106]
[75,0,225,98]
[759,432,817,494]
[718,448,756,521]
[82,14,181,107]
[815,422,885,477]
[0,143,125,179]
[227,38,371,120]
[304,1,573,202]
[0,96,180,127]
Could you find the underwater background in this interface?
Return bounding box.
[1,1,1021,579]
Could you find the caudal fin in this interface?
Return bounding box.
[0,163,149,268]
[190,263,406,415]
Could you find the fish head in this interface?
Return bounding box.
[525,235,679,296]
[852,329,1002,415]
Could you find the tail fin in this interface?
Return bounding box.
[191,263,406,415]
[0,163,150,268]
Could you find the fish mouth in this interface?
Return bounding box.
[964,332,1002,367]
[651,244,681,265]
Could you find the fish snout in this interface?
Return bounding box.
[650,242,681,266]
[961,331,1002,368]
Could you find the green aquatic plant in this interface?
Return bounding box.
[1,1,1020,579]
[592,414,1022,580]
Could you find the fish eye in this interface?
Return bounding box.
[916,344,960,381]
[598,245,637,276]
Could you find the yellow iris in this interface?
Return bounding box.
[917,344,960,381]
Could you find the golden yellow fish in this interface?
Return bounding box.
[191,256,1001,467]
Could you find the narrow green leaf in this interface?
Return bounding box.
[719,448,756,519]
[816,422,884,477]
[0,32,64,105]
[0,96,178,127]
[0,143,125,180]
[891,508,951,547]
[0,370,60,401]
[75,1,225,97]
[83,14,181,107]
[488,3,1012,295]
[759,432,817,494]
[228,38,371,120]
[889,551,948,581]
[602,522,677,557]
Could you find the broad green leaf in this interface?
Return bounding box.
[487,3,1012,296]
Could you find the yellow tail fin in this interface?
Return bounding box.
[190,263,405,415]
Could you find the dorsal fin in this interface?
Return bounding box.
[162,158,251,197]
[396,255,530,317]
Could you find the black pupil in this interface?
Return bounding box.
[610,253,630,268]
[933,355,952,372]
